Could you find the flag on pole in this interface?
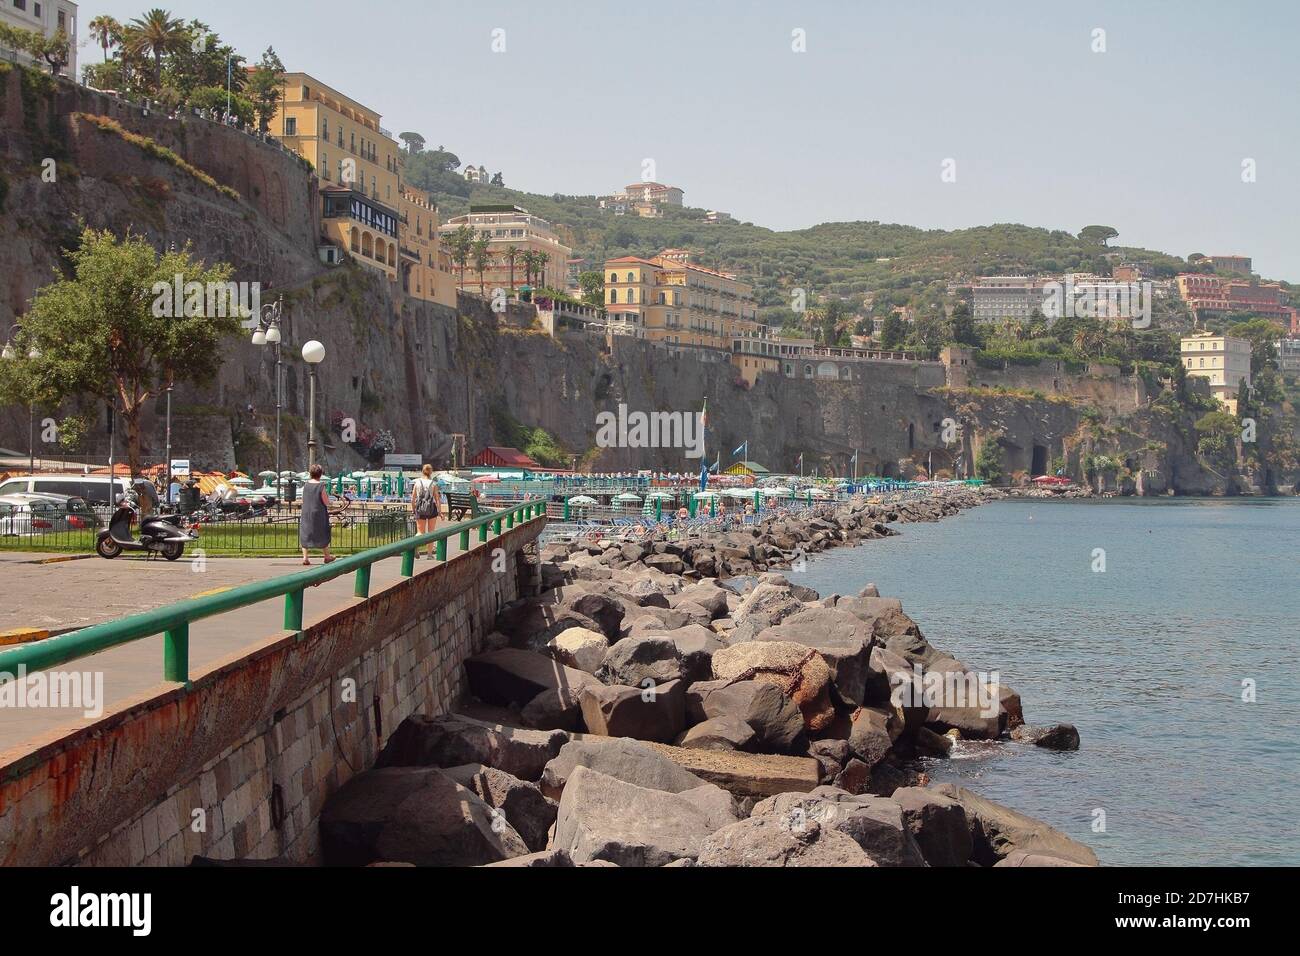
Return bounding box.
[700,398,708,429]
[699,460,709,492]
[733,441,747,460]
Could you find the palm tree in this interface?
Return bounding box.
[535,252,551,290]
[504,245,519,295]
[471,235,491,297]
[520,250,539,289]
[87,15,121,63]
[126,9,186,92]
[448,225,473,288]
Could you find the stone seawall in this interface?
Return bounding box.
[0,516,544,866]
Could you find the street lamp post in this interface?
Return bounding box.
[253,301,284,496]
[302,340,326,472]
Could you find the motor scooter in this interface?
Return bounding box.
[95,493,199,561]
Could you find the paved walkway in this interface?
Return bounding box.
[0,534,480,754]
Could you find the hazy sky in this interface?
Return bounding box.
[82,0,1299,279]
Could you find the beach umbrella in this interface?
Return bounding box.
[258,470,278,480]
[762,486,793,497]
[472,475,501,484]
[568,495,597,505]
[229,476,254,487]
[613,492,642,503]
[693,491,719,500]
[645,491,675,500]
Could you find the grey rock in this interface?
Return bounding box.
[376,713,569,782]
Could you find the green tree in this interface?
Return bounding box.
[125,8,187,92]
[1079,225,1119,246]
[948,301,979,346]
[399,132,426,155]
[87,15,122,63]
[0,228,242,474]
[503,245,519,293]
[447,225,474,287]
[471,234,491,296]
[975,439,1004,484]
[246,47,286,133]
[880,313,905,350]
[578,271,605,310]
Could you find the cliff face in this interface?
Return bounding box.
[1,71,1294,493]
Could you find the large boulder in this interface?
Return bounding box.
[658,624,722,684]
[890,786,972,867]
[636,742,822,799]
[933,783,1099,866]
[320,767,529,866]
[712,641,836,732]
[579,679,687,743]
[751,788,926,866]
[675,714,756,752]
[540,737,706,799]
[920,659,1003,741]
[598,636,684,686]
[545,626,608,675]
[376,714,568,782]
[695,814,877,867]
[440,764,558,853]
[848,706,902,769]
[553,766,739,867]
[732,583,806,628]
[697,680,807,754]
[463,648,600,731]
[643,553,686,576]
[674,582,729,620]
[757,607,873,704]
[1011,723,1081,751]
[625,577,672,608]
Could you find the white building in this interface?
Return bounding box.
[972,276,1043,323]
[0,0,77,78]
[1181,332,1252,413]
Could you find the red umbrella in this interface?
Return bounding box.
[472,475,501,484]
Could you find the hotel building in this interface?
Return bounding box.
[603,249,772,380]
[0,0,77,77]
[972,276,1046,323]
[438,204,571,294]
[269,72,455,306]
[1181,331,1252,413]
[1176,274,1296,327]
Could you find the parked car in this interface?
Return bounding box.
[0,495,70,535]
[0,475,130,508]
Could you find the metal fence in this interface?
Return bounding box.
[0,502,417,556]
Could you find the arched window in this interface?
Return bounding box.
[628,289,637,304]
[388,243,397,267]
[626,272,635,283]
[610,273,617,283]
[609,289,618,304]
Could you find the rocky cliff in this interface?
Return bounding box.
[1,69,1294,494]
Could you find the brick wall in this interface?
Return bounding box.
[0,517,543,866]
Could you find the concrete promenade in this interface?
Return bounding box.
[0,536,476,754]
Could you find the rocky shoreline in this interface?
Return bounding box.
[314,488,1098,867]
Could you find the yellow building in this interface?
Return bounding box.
[438,204,571,295]
[1181,331,1252,414]
[604,250,771,378]
[397,185,457,307]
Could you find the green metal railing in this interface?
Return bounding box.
[0,500,545,687]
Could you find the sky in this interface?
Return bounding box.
[79,0,1300,279]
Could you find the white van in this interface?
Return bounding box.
[0,475,130,507]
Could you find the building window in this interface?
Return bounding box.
[322,119,328,139]
[626,272,634,283]
[610,289,618,304]
[283,117,297,136]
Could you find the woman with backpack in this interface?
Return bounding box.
[411,464,442,560]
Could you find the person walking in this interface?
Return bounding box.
[410,464,441,560]
[299,464,336,566]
